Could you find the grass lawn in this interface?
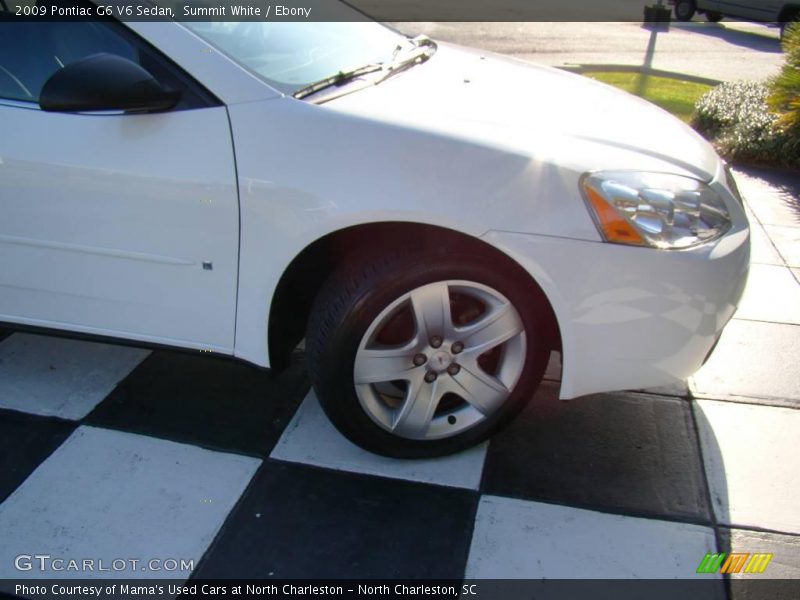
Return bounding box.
[583,72,715,123]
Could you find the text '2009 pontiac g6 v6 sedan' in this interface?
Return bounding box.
[0,2,749,457]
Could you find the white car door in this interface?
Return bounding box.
[0,21,239,352]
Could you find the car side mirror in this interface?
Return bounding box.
[39,53,181,113]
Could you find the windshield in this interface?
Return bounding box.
[183,19,409,96]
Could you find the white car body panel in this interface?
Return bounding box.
[0,104,239,351]
[226,45,745,398]
[484,169,750,397]
[326,45,721,182]
[0,20,750,403]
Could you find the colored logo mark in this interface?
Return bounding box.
[696,552,773,574]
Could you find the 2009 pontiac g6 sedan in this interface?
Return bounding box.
[0,4,750,457]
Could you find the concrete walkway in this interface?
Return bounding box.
[692,167,800,408]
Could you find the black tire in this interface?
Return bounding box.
[306,248,552,458]
[674,0,696,21]
[705,11,723,23]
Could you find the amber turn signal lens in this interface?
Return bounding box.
[583,185,644,246]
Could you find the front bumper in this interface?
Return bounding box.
[483,178,750,399]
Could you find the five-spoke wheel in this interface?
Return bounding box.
[354,280,526,441]
[306,250,551,457]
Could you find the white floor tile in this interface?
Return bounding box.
[466,496,718,579]
[694,400,800,535]
[735,264,800,325]
[0,426,260,579]
[690,319,800,406]
[0,334,149,420]
[270,392,487,490]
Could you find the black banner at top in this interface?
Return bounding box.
[1,0,671,22]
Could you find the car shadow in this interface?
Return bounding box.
[671,22,782,53]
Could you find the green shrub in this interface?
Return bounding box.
[769,22,800,132]
[693,24,800,169]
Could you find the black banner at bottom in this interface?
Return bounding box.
[2,579,799,600]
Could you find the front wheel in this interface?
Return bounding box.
[306,250,552,458]
[674,0,697,21]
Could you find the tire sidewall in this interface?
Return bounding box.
[674,0,696,21]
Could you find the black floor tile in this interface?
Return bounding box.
[482,381,711,523]
[0,409,74,502]
[194,461,478,579]
[86,350,309,457]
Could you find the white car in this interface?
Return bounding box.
[0,5,750,457]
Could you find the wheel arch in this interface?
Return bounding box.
[267,222,562,372]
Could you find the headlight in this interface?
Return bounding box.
[581,171,732,249]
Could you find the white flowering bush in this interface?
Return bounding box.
[692,81,789,166]
[693,22,800,170]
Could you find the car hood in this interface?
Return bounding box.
[324,43,721,181]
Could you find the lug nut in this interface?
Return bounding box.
[424,371,438,383]
[413,353,427,366]
[447,364,461,376]
[451,341,464,354]
[430,336,443,349]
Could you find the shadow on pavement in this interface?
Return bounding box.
[736,165,800,222]
[485,371,732,590]
[672,22,782,53]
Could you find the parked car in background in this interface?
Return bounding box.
[670,0,800,36]
[0,1,750,457]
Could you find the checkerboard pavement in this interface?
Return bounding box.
[0,167,798,598]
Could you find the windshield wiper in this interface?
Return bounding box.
[293,63,385,100]
[401,35,438,60]
[377,35,437,82]
[292,35,437,101]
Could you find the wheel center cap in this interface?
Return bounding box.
[431,350,454,372]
